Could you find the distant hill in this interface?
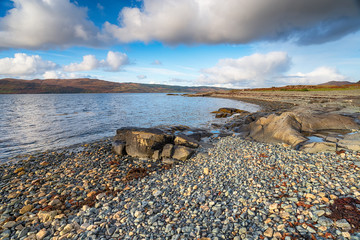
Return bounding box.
[318,81,358,86]
[0,78,227,94]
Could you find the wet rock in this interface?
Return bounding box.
[212,108,249,118]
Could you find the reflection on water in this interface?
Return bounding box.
[0,93,259,162]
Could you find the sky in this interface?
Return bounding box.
[0,0,359,88]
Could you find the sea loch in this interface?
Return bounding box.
[0,93,259,162]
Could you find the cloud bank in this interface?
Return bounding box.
[198,52,291,87]
[1,0,359,49]
[198,52,349,88]
[64,51,129,72]
[0,53,57,77]
[0,51,129,79]
[285,67,348,85]
[0,0,102,49]
[106,0,360,45]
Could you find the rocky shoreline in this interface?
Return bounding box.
[1,91,360,239]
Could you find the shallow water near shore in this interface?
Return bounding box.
[0,93,259,162]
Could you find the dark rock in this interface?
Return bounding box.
[172,146,195,161]
[215,113,230,118]
[114,127,173,158]
[112,140,126,156]
[217,108,247,114]
[213,108,249,118]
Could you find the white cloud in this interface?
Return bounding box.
[64,51,129,72]
[0,53,57,77]
[0,0,103,49]
[198,52,291,88]
[284,67,348,85]
[104,51,129,71]
[64,55,99,72]
[42,71,81,79]
[104,0,360,45]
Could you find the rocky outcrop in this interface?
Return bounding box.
[113,127,198,161]
[249,112,307,147]
[212,108,249,118]
[249,110,360,151]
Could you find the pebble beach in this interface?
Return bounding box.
[1,136,360,240]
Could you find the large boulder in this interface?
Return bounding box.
[249,112,307,147]
[249,110,359,149]
[113,127,199,160]
[114,127,173,158]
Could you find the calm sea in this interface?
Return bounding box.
[0,93,259,162]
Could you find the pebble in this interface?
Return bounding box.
[35,228,48,240]
[335,219,352,231]
[263,227,273,237]
[0,136,359,239]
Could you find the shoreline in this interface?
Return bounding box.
[1,91,360,239]
[187,88,360,114]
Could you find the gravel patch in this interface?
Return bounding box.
[1,136,360,239]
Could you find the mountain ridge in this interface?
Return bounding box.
[0,78,227,94]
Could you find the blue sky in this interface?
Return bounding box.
[0,0,359,88]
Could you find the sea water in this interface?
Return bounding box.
[0,93,259,162]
